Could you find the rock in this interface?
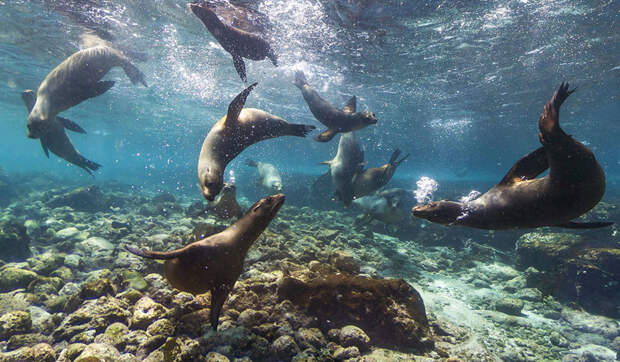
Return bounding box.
[339,325,370,351]
[0,267,39,292]
[120,270,147,291]
[516,288,543,302]
[270,335,301,360]
[187,223,226,243]
[0,218,31,261]
[295,327,327,350]
[561,308,619,339]
[237,309,268,327]
[0,342,55,362]
[64,254,81,269]
[278,273,433,352]
[333,346,360,360]
[53,297,131,342]
[80,278,117,299]
[6,333,52,350]
[77,237,114,253]
[74,343,121,362]
[147,319,175,337]
[144,337,200,362]
[27,306,55,334]
[331,251,360,274]
[186,201,207,218]
[205,352,230,361]
[316,228,340,241]
[515,232,585,269]
[56,226,80,239]
[131,296,168,330]
[152,192,176,204]
[495,298,523,316]
[565,344,617,362]
[503,275,527,293]
[28,252,64,275]
[48,186,108,212]
[0,310,32,339]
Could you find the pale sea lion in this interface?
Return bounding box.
[246,159,283,193]
[207,183,243,219]
[353,148,409,198]
[294,71,377,142]
[190,2,277,82]
[26,45,147,139]
[412,83,613,229]
[126,193,285,330]
[354,188,415,225]
[21,90,100,175]
[322,132,365,206]
[198,83,315,201]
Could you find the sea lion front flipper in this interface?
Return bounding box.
[210,285,230,330]
[58,117,87,134]
[39,140,50,158]
[232,54,247,82]
[498,146,548,185]
[555,221,614,229]
[226,82,258,128]
[314,129,337,142]
[538,82,575,144]
[343,96,357,113]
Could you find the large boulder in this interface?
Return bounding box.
[277,273,434,352]
[47,186,108,212]
[0,218,31,261]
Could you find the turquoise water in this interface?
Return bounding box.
[0,1,618,361]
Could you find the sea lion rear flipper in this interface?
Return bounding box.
[78,155,101,173]
[232,54,247,82]
[226,82,257,127]
[314,129,337,142]
[498,146,548,185]
[555,221,614,229]
[40,140,50,158]
[210,285,230,331]
[58,117,87,134]
[342,96,356,113]
[121,62,148,87]
[538,82,575,144]
[125,245,187,260]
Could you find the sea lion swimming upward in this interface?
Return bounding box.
[412,83,613,230]
[322,132,365,206]
[126,193,285,330]
[207,183,243,219]
[190,2,277,82]
[353,148,409,199]
[26,45,147,139]
[198,83,315,201]
[294,71,377,142]
[21,90,100,175]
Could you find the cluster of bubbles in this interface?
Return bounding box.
[227,169,236,184]
[413,176,439,204]
[458,190,481,203]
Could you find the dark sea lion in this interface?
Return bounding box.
[207,183,243,219]
[294,71,377,142]
[322,132,365,206]
[21,90,100,175]
[246,159,283,193]
[126,193,285,330]
[189,2,277,82]
[412,83,612,230]
[27,45,147,139]
[198,83,315,201]
[199,0,272,35]
[353,148,409,198]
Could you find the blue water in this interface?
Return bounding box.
[1,0,618,194]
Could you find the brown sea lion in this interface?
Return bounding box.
[294,71,377,142]
[198,83,315,201]
[322,132,365,206]
[189,2,277,82]
[26,45,147,139]
[353,148,409,198]
[412,83,612,230]
[207,183,244,219]
[126,193,285,330]
[21,90,100,175]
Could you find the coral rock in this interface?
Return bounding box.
[74,343,121,362]
[339,325,371,351]
[0,310,32,339]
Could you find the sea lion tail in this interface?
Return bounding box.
[81,157,101,173]
[287,123,316,137]
[125,245,184,260]
[245,159,258,168]
[122,62,148,87]
[388,149,402,164]
[293,71,307,89]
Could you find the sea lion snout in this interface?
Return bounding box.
[411,200,463,225]
[26,118,47,139]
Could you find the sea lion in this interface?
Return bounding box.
[26,45,147,139]
[207,183,243,219]
[21,90,100,175]
[294,71,377,142]
[322,132,365,206]
[189,2,277,82]
[198,83,315,201]
[353,148,409,198]
[412,83,612,230]
[246,159,283,193]
[354,188,415,225]
[126,193,285,330]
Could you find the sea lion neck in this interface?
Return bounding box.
[224,210,273,254]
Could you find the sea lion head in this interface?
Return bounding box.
[411,200,463,225]
[200,165,224,202]
[22,90,48,139]
[359,111,378,126]
[272,181,283,192]
[248,193,285,227]
[189,2,218,23]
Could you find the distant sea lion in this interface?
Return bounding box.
[190,2,277,82]
[207,183,243,219]
[354,188,415,225]
[294,71,377,142]
[198,83,315,201]
[21,90,100,175]
[246,159,283,193]
[126,193,285,330]
[353,148,409,198]
[412,83,612,229]
[322,132,365,206]
[26,45,147,139]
